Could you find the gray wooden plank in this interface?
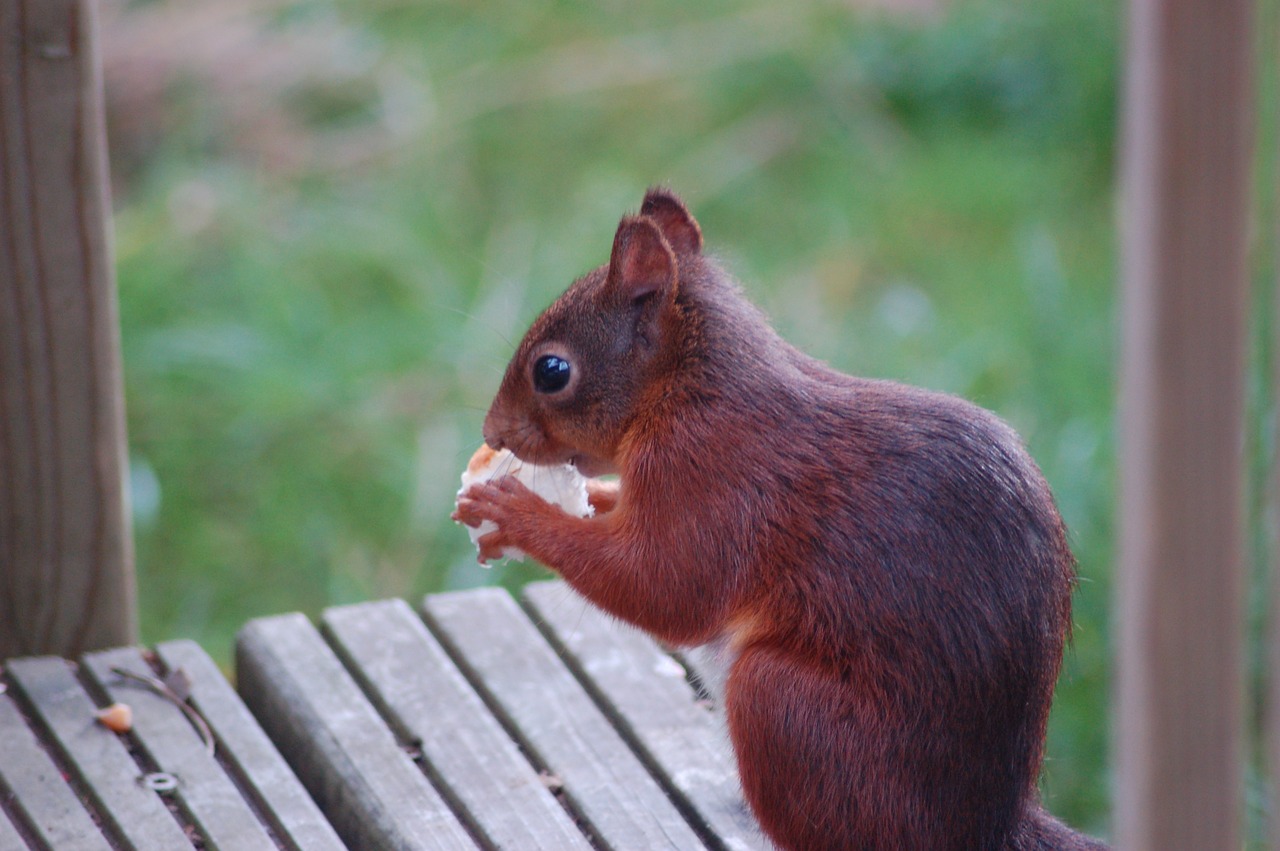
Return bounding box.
[4,657,195,851]
[0,692,111,851]
[154,640,348,851]
[236,612,475,851]
[80,647,277,851]
[0,796,27,851]
[422,587,711,851]
[521,581,767,851]
[322,599,591,851]
[677,642,731,705]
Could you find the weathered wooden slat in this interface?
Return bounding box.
[153,640,346,851]
[236,612,475,851]
[4,657,193,851]
[676,643,730,705]
[0,795,27,851]
[322,599,591,850]
[422,587,711,851]
[80,647,276,851]
[0,692,111,851]
[521,581,766,850]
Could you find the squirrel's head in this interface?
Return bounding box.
[483,188,703,477]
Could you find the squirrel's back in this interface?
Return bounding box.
[661,246,1082,850]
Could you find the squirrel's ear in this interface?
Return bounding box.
[640,187,703,255]
[607,216,677,305]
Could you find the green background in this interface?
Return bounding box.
[108,0,1277,838]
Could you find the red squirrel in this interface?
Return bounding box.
[454,189,1106,851]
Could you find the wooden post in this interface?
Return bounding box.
[1116,0,1253,848]
[0,0,136,657]
[1269,0,1280,840]
[1272,14,1280,848]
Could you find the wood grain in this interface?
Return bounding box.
[0,691,112,850]
[520,582,766,850]
[80,647,278,851]
[323,599,591,850]
[423,586,716,851]
[0,0,135,658]
[236,611,475,851]
[1116,0,1253,847]
[154,640,347,851]
[0,798,27,851]
[5,656,194,850]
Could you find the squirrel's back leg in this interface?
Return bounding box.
[724,643,1026,851]
[724,643,925,851]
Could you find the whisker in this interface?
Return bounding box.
[494,448,520,479]
[448,302,517,350]
[426,299,520,354]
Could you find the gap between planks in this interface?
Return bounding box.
[420,586,715,851]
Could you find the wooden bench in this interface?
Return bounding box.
[0,581,766,850]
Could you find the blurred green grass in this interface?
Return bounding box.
[110,0,1118,834]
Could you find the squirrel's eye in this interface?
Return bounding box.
[533,354,572,394]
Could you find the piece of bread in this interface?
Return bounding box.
[456,444,593,564]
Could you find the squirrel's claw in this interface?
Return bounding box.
[475,530,510,563]
[452,494,489,528]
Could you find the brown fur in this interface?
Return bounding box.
[454,189,1107,850]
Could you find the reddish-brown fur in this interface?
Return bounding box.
[454,189,1107,851]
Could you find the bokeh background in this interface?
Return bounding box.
[101,0,1234,838]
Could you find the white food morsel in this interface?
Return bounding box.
[456,444,593,564]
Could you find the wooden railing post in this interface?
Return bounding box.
[1116,0,1253,848]
[0,0,136,657]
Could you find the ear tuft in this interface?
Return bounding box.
[607,216,677,304]
[640,187,703,255]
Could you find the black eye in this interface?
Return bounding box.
[533,354,572,394]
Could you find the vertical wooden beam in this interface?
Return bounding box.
[1117,0,1253,848]
[1270,8,1280,847]
[0,0,136,657]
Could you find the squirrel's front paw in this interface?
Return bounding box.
[474,528,515,563]
[456,475,545,522]
[454,476,557,563]
[451,489,492,529]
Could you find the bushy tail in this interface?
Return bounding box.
[1008,805,1108,851]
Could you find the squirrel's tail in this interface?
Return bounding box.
[1008,804,1109,851]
